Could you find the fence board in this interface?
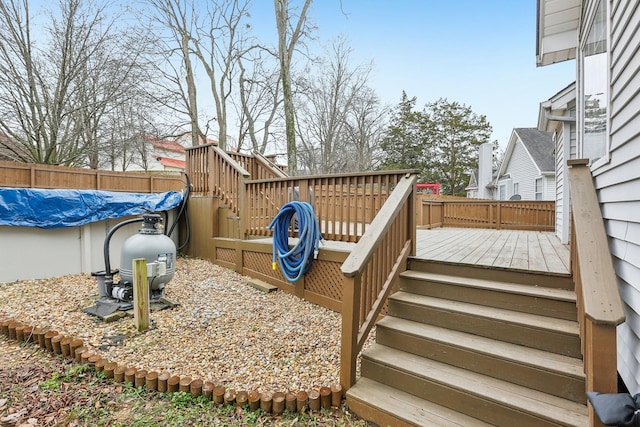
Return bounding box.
[0,160,184,193]
[417,198,555,231]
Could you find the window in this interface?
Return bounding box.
[580,0,608,164]
[499,184,506,200]
[535,178,543,200]
[513,182,519,196]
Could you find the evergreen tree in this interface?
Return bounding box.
[424,98,492,195]
[379,92,425,174]
[380,94,492,195]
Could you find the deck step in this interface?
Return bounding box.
[400,270,577,320]
[408,258,574,289]
[388,291,581,357]
[376,316,585,402]
[361,344,589,427]
[346,377,494,427]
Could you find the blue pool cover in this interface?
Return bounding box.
[0,187,183,229]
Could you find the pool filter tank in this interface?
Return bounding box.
[111,213,176,301]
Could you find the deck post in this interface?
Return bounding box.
[238,175,248,240]
[340,274,361,390]
[586,320,617,427]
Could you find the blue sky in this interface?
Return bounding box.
[250,1,576,149]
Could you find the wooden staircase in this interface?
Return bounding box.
[346,259,589,427]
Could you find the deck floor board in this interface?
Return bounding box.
[415,228,570,274]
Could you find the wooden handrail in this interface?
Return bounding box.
[568,160,624,325]
[340,174,417,389]
[252,151,288,178]
[567,159,624,427]
[246,169,417,184]
[211,145,250,178]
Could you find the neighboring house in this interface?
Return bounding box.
[494,128,555,201]
[114,135,187,173]
[465,171,480,198]
[537,0,640,394]
[466,142,495,199]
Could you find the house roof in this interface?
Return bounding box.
[465,170,478,191]
[144,136,186,153]
[176,133,219,147]
[515,128,555,173]
[498,128,555,178]
[536,0,581,66]
[157,157,186,169]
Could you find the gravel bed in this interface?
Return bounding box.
[0,257,373,393]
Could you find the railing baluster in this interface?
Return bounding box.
[340,174,416,390]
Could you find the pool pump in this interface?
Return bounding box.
[93,213,176,304]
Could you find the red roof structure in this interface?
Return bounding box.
[157,157,186,169]
[416,183,441,195]
[144,136,186,153]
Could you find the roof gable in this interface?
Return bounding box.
[515,128,555,173]
[498,128,555,178]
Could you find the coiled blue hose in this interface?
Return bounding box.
[268,201,323,283]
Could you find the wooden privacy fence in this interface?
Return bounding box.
[340,174,416,389]
[417,198,555,231]
[0,160,184,193]
[567,160,624,427]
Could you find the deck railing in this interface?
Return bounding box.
[567,160,624,427]
[227,151,288,180]
[246,171,408,243]
[418,198,555,231]
[0,160,184,193]
[339,173,416,389]
[186,144,250,216]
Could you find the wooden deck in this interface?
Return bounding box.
[253,227,570,275]
[415,228,570,274]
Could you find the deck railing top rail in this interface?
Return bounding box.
[567,159,623,426]
[246,169,415,184]
[568,160,624,325]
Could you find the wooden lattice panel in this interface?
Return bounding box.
[216,247,236,264]
[243,251,287,283]
[305,260,343,302]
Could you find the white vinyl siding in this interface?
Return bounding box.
[586,0,640,394]
[500,141,551,201]
[555,116,577,244]
[543,175,555,200]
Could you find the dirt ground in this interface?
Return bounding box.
[0,338,373,426]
